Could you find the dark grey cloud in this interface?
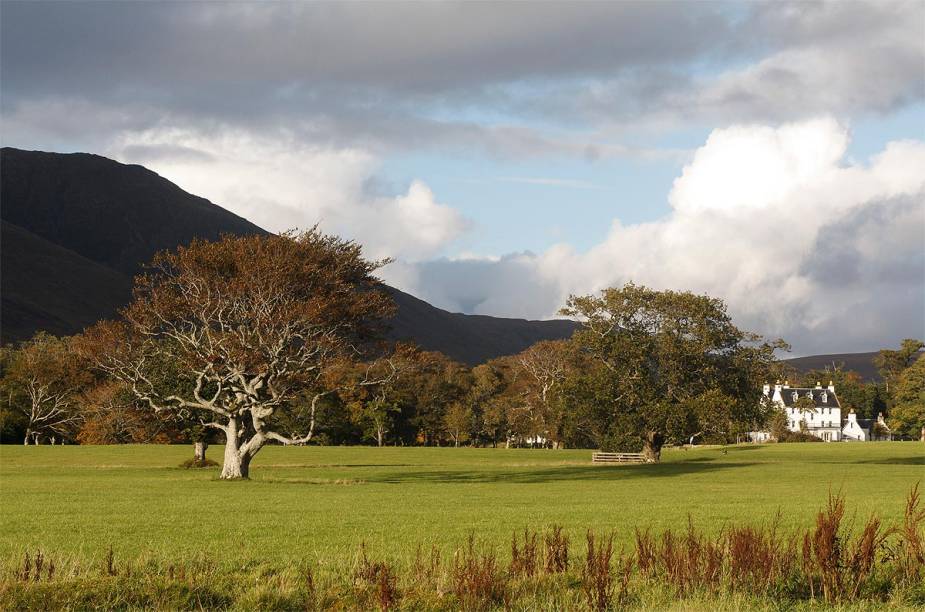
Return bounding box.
[803,195,925,288]
[1,2,732,98]
[2,1,921,155]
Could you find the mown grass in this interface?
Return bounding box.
[0,442,922,570]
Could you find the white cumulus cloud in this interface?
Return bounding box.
[110,127,469,262]
[387,118,925,354]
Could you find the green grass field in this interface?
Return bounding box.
[1,442,922,568]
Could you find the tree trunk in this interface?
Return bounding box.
[220,420,249,479]
[221,447,250,479]
[23,429,31,445]
[194,441,208,462]
[376,427,384,447]
[642,431,665,463]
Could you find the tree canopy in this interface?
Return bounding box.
[888,355,925,441]
[77,230,394,478]
[560,283,784,460]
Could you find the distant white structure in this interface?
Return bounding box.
[843,411,892,442]
[755,380,843,442]
[750,380,895,443]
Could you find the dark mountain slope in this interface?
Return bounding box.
[1,147,265,275]
[782,352,882,382]
[385,287,579,365]
[1,221,132,340]
[0,147,576,362]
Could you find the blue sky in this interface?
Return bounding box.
[2,1,923,354]
[380,104,924,257]
[379,151,679,255]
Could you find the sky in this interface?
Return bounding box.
[2,1,924,356]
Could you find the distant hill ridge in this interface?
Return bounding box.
[0,147,577,364]
[782,352,883,382]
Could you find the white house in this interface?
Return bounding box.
[758,381,843,442]
[843,411,892,442]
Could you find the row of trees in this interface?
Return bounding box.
[1,230,921,477]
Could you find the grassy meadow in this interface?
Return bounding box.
[1,442,923,609]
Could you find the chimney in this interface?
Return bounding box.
[847,410,857,423]
[815,381,822,389]
[827,380,835,393]
[774,380,783,393]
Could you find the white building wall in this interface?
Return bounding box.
[767,383,842,442]
[842,412,868,441]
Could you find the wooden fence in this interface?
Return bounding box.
[591,452,648,464]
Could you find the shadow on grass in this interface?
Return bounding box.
[369,459,757,485]
[258,463,422,469]
[720,445,765,452]
[853,456,925,466]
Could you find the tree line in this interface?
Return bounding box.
[1,230,922,477]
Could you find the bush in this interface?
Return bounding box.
[777,430,824,443]
[178,458,218,469]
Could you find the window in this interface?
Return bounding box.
[821,392,827,403]
[792,391,799,402]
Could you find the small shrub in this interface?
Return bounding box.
[845,515,888,599]
[777,430,825,443]
[104,545,116,577]
[451,534,507,609]
[353,543,399,611]
[726,518,796,594]
[178,458,219,469]
[801,490,891,603]
[634,528,656,576]
[303,562,316,609]
[510,528,538,578]
[374,564,398,611]
[890,482,925,584]
[544,525,569,574]
[582,531,614,612]
[804,491,845,601]
[411,543,443,592]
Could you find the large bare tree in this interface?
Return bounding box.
[79,230,394,478]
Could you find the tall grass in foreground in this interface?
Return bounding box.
[2,486,923,611]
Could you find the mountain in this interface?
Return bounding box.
[782,352,883,382]
[0,147,577,363]
[1,221,132,341]
[384,287,578,366]
[1,147,265,276]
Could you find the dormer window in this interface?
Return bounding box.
[792,391,799,402]
[821,392,827,403]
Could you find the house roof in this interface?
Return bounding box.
[856,419,874,429]
[778,387,841,409]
